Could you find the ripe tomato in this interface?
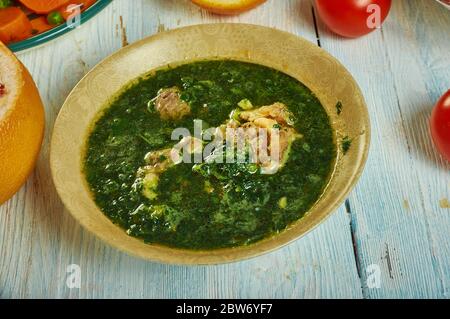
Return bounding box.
[430,90,450,162]
[315,0,392,38]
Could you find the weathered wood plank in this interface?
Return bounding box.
[315,0,449,298]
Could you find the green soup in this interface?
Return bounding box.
[84,60,336,250]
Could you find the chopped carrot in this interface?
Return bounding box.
[18,0,72,14]
[0,7,32,44]
[59,0,96,20]
[30,17,53,35]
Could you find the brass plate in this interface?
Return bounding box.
[50,23,370,265]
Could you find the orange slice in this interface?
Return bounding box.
[191,0,267,15]
[0,42,45,204]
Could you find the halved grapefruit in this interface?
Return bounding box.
[191,0,267,15]
[0,42,45,205]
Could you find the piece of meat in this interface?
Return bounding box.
[206,102,302,173]
[263,126,301,173]
[154,87,191,121]
[239,102,294,126]
[237,102,302,174]
[137,101,302,200]
[143,148,173,173]
[138,137,203,200]
[137,150,171,201]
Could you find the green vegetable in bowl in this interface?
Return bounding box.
[84,60,336,250]
[47,11,65,25]
[238,98,254,110]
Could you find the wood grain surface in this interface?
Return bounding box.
[0,0,448,299]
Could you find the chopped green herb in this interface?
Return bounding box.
[47,11,65,25]
[147,100,156,113]
[342,136,352,154]
[229,108,241,121]
[238,99,254,110]
[302,142,311,153]
[336,101,343,115]
[138,134,153,146]
[273,123,281,129]
[278,197,288,209]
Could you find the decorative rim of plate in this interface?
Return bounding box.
[8,0,112,53]
[51,23,371,265]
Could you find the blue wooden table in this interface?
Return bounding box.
[0,0,449,299]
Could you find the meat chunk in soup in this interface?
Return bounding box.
[138,137,202,200]
[237,102,302,173]
[154,87,191,121]
[239,102,294,126]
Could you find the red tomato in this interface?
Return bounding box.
[315,0,392,38]
[430,90,450,162]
